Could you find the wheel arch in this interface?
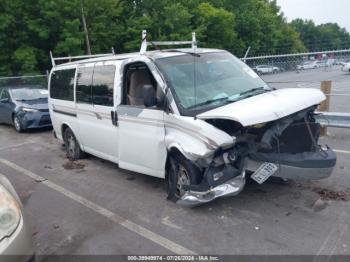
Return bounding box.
[60,122,84,150]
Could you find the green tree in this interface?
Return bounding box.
[290,19,350,51]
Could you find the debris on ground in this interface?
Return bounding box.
[312,187,350,201]
[44,165,53,169]
[35,178,47,183]
[62,161,85,170]
[296,182,350,202]
[312,198,329,211]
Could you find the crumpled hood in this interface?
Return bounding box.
[17,99,49,111]
[197,88,325,126]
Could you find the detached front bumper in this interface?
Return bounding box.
[176,173,246,207]
[247,148,336,180]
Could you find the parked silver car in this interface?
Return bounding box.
[0,174,34,261]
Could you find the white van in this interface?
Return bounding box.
[48,32,336,206]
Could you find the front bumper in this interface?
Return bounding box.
[176,173,246,207]
[247,148,336,180]
[0,216,34,261]
[17,110,52,129]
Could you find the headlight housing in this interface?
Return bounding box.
[0,184,21,241]
[21,107,38,112]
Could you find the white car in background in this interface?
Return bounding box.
[297,61,319,70]
[253,65,280,74]
[341,62,350,73]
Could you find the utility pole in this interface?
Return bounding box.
[81,0,91,55]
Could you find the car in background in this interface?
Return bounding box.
[0,174,34,261]
[253,65,280,74]
[339,60,350,66]
[297,61,319,70]
[316,60,328,68]
[0,85,52,132]
[341,62,350,73]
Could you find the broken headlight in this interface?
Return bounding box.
[0,184,21,241]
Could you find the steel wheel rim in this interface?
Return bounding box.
[176,165,190,197]
[67,134,76,157]
[14,117,21,131]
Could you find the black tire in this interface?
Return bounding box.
[13,115,23,133]
[166,153,202,202]
[63,127,84,160]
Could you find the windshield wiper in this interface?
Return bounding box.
[165,49,200,57]
[227,87,270,102]
[16,98,46,101]
[238,87,269,96]
[187,96,228,109]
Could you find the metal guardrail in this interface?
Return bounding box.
[315,112,350,128]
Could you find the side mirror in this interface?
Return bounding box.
[0,98,9,103]
[143,85,156,107]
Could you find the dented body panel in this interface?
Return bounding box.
[164,114,235,162]
[197,88,326,126]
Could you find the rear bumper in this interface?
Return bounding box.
[247,149,336,180]
[176,173,246,207]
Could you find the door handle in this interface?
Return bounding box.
[111,110,118,126]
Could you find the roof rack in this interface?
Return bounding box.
[50,48,115,67]
[140,30,197,54]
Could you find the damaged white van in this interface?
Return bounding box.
[48,31,336,206]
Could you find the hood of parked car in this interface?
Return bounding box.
[16,99,49,111]
[197,88,325,126]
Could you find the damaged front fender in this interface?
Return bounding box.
[164,114,236,166]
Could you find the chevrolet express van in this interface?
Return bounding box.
[48,32,336,206]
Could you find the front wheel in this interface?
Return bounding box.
[166,153,202,202]
[13,115,23,133]
[63,128,84,160]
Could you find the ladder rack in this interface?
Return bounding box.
[140,30,197,54]
[50,48,115,66]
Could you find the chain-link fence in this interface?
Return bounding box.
[242,49,350,73]
[0,74,48,89]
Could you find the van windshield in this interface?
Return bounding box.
[155,51,270,115]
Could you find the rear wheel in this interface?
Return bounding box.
[166,153,202,202]
[63,127,84,160]
[13,115,23,133]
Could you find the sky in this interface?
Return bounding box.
[276,0,350,33]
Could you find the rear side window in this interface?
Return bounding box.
[76,66,93,104]
[92,65,115,106]
[50,69,75,101]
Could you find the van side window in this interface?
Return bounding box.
[50,69,75,101]
[76,66,93,104]
[92,65,115,107]
[124,64,157,106]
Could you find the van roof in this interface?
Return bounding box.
[52,48,225,69]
